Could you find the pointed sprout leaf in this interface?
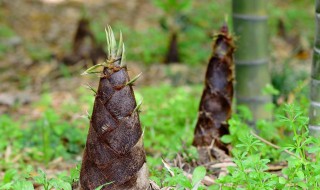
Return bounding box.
[81,63,104,75]
[107,25,117,57]
[111,29,117,57]
[108,25,113,57]
[105,27,108,43]
[109,26,117,57]
[126,72,142,86]
[120,43,126,67]
[133,98,143,114]
[116,30,123,57]
[105,25,119,59]
[106,26,111,58]
[105,27,111,58]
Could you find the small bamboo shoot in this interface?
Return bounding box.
[193,24,235,156]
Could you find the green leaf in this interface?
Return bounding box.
[221,135,232,143]
[263,83,280,95]
[12,180,34,190]
[192,166,206,187]
[177,175,192,188]
[278,177,286,184]
[70,165,80,182]
[297,171,305,179]
[297,181,307,189]
[3,169,17,183]
[208,184,220,190]
[34,169,47,185]
[49,178,71,190]
[0,182,14,190]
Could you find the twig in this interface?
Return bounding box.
[209,162,236,169]
[250,131,301,160]
[267,163,287,171]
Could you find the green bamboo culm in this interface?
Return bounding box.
[232,0,271,121]
[309,0,320,136]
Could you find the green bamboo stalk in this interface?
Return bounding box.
[232,0,271,121]
[309,0,320,136]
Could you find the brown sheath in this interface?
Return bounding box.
[192,25,235,154]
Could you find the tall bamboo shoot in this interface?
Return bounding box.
[80,27,149,190]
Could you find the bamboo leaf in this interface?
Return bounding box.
[191,166,206,188]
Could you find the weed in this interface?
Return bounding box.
[153,164,207,189]
[138,85,201,166]
[217,103,320,189]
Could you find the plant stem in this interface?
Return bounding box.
[250,131,301,160]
